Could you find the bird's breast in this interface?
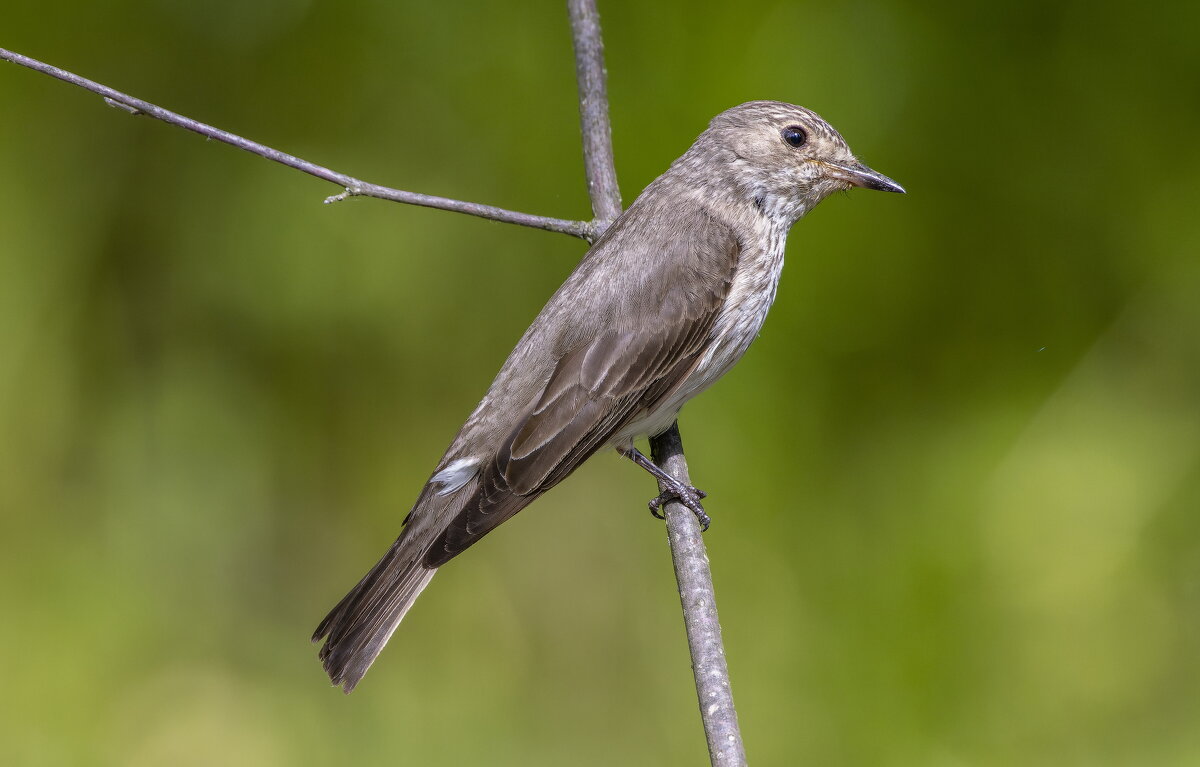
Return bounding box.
[692,223,789,389]
[614,221,789,444]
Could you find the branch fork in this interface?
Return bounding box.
[324,188,362,205]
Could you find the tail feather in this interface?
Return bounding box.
[313,472,482,692]
[312,537,438,693]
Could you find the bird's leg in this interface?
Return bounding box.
[618,446,711,531]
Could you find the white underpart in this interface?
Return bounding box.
[615,206,792,444]
[431,457,480,495]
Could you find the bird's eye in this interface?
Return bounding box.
[781,125,808,148]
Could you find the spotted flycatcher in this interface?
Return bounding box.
[313,100,904,691]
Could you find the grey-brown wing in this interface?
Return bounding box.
[423,240,738,567]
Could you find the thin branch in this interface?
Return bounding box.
[7,9,745,762]
[566,4,746,765]
[651,425,747,766]
[0,47,594,241]
[567,0,622,228]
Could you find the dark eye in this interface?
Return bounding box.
[781,125,808,148]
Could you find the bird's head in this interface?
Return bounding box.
[683,100,903,224]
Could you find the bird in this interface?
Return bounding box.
[313,100,904,691]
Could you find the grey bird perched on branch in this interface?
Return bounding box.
[313,100,903,691]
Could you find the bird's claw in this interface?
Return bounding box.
[647,480,711,531]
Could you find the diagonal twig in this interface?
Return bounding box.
[0,47,595,241]
[566,2,747,765]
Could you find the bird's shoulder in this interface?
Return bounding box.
[590,192,741,284]
[546,195,742,345]
[442,192,741,456]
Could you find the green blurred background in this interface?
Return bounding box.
[3,1,1198,764]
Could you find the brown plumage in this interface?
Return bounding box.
[313,101,903,692]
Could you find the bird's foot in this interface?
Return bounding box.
[648,480,710,531]
[618,444,712,530]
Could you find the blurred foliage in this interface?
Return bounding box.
[2,0,1199,765]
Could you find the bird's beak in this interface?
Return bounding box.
[819,161,906,194]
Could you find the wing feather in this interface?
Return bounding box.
[423,214,741,567]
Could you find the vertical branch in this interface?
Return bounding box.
[566,3,747,765]
[567,0,623,228]
[650,425,747,766]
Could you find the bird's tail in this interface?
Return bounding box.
[312,540,436,692]
[312,490,450,692]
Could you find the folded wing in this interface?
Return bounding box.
[424,232,739,567]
